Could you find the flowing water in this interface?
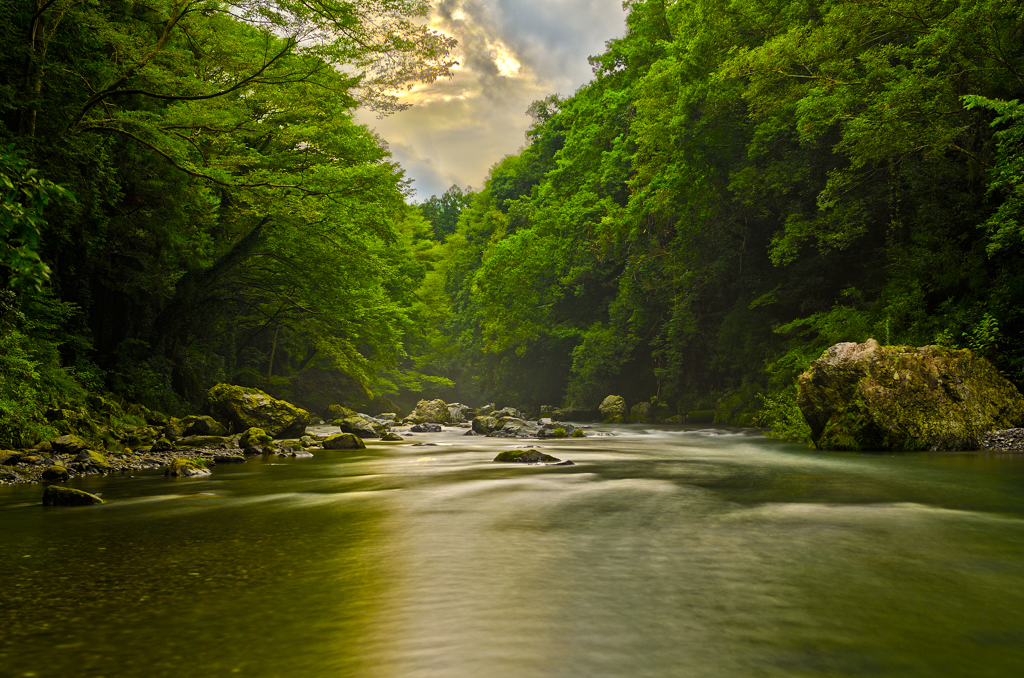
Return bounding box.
[2,424,1024,677]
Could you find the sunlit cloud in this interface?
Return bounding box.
[355,0,627,200]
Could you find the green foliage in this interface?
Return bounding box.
[0,146,74,290]
[756,388,812,445]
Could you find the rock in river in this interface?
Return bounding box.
[493,449,560,463]
[797,339,1024,451]
[42,485,104,506]
[322,433,366,450]
[600,395,627,423]
[206,384,311,438]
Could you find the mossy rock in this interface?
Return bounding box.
[493,450,560,463]
[238,427,272,448]
[165,458,211,477]
[798,339,1024,451]
[338,416,380,439]
[600,395,627,423]
[42,465,70,481]
[42,485,103,506]
[74,450,111,471]
[163,418,187,440]
[206,384,311,438]
[629,401,653,422]
[471,416,498,434]
[322,433,366,450]
[49,435,91,455]
[571,428,586,438]
[405,399,451,425]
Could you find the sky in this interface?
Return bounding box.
[354,0,629,201]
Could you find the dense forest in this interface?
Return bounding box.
[1,0,1023,448]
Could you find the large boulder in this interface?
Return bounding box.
[206,384,311,438]
[600,395,627,423]
[49,435,91,455]
[472,416,498,434]
[404,399,451,425]
[493,449,560,463]
[797,339,1024,451]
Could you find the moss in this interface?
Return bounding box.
[553,428,567,438]
[42,485,103,506]
[571,428,586,438]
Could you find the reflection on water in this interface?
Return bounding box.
[2,424,1024,677]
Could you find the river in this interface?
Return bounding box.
[2,424,1024,677]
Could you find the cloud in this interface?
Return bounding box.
[354,0,627,200]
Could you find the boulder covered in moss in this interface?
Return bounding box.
[42,485,103,506]
[403,399,451,425]
[600,395,627,423]
[629,401,652,422]
[165,458,211,477]
[49,435,91,455]
[338,416,380,439]
[493,449,560,463]
[797,339,1024,451]
[322,433,366,450]
[472,416,498,434]
[206,384,311,438]
[74,450,111,472]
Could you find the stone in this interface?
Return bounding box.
[42,485,103,506]
[537,422,576,438]
[165,458,211,477]
[797,339,1024,451]
[49,435,90,455]
[446,403,471,423]
[629,401,653,422]
[492,406,521,419]
[472,416,498,434]
[42,465,70,481]
[463,430,480,436]
[163,418,188,440]
[181,415,227,437]
[493,450,560,463]
[404,399,451,425]
[206,384,311,438]
[410,422,442,433]
[982,428,1024,452]
[600,396,627,423]
[339,416,380,438]
[381,432,404,441]
[377,413,397,421]
[74,450,111,472]
[478,403,495,415]
[322,433,367,450]
[1,451,22,465]
[213,455,246,464]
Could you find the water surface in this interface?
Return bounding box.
[2,424,1024,677]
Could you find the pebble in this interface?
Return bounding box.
[982,428,1024,452]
